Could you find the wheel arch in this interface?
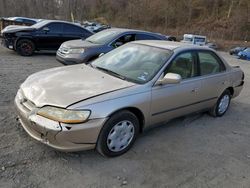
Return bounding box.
[226,87,234,96]
[107,107,145,133]
[15,37,36,50]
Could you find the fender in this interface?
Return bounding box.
[14,32,35,49]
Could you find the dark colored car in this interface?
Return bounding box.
[229,47,247,55]
[238,47,250,60]
[56,28,174,65]
[1,20,93,56]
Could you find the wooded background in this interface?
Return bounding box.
[0,0,249,41]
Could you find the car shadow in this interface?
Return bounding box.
[58,101,246,159]
[0,47,57,57]
[55,111,208,159]
[34,50,57,56]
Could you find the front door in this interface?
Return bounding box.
[150,52,203,125]
[35,23,63,50]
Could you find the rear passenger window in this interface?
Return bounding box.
[198,52,225,76]
[135,34,160,40]
[166,52,197,79]
[63,24,84,34]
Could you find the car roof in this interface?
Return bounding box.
[8,17,38,21]
[33,20,87,30]
[132,40,211,51]
[104,28,164,36]
[39,20,76,25]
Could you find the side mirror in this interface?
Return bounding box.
[42,27,50,33]
[156,73,181,86]
[99,53,105,57]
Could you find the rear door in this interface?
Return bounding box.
[196,50,229,109]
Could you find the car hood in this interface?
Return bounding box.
[62,39,103,49]
[2,25,34,33]
[20,64,135,108]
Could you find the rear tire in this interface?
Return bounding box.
[209,89,231,117]
[96,110,139,157]
[16,39,35,56]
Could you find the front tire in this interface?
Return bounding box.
[96,110,139,157]
[209,89,231,117]
[16,39,35,56]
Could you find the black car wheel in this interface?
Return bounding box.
[96,110,139,157]
[16,39,35,56]
[209,89,231,117]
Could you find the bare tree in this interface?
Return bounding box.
[0,0,249,41]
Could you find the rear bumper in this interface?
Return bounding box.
[15,91,107,152]
[232,81,244,98]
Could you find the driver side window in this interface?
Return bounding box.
[112,34,135,48]
[166,52,197,79]
[42,23,62,33]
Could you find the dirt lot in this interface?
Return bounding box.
[0,46,250,188]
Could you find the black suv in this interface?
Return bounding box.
[1,20,93,56]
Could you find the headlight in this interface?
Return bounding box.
[68,48,85,54]
[37,106,91,124]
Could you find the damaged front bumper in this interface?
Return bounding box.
[1,34,15,49]
[14,90,107,152]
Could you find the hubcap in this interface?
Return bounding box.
[107,120,135,152]
[21,43,32,54]
[218,95,230,114]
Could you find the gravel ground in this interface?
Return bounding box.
[0,47,250,188]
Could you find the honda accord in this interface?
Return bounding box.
[15,41,244,157]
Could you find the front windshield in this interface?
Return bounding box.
[91,43,172,84]
[86,30,120,45]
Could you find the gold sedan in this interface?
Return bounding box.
[15,41,244,157]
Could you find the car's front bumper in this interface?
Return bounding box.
[56,51,88,65]
[1,34,15,49]
[15,91,107,152]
